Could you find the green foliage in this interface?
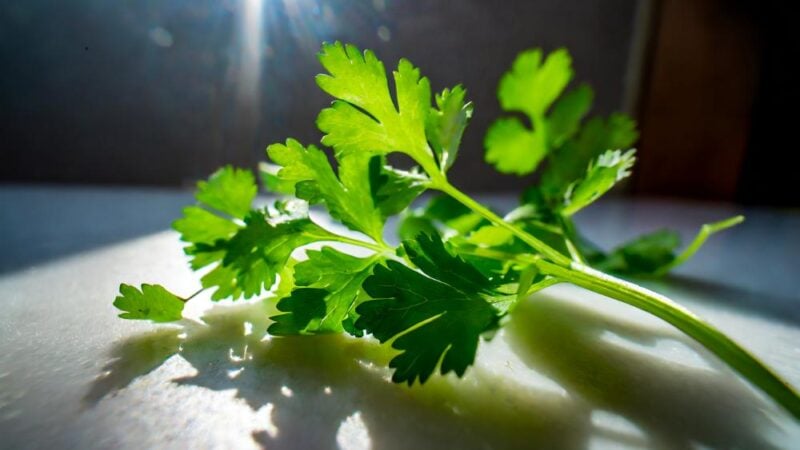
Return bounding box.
[595,230,680,276]
[195,166,258,219]
[356,234,506,384]
[485,117,544,175]
[315,42,438,173]
[541,113,638,201]
[114,284,184,323]
[498,48,573,120]
[426,85,473,172]
[269,247,380,335]
[267,139,386,241]
[562,149,636,216]
[176,169,338,301]
[368,156,427,218]
[196,206,334,300]
[485,48,579,176]
[110,43,789,414]
[398,195,485,241]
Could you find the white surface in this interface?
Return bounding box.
[1,187,799,449]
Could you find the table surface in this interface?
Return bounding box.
[1,185,799,449]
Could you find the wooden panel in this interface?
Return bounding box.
[634,0,757,200]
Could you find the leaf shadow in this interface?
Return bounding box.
[505,292,788,449]
[85,295,792,449]
[84,301,586,449]
[647,273,800,326]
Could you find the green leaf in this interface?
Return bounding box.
[597,230,680,275]
[172,206,240,245]
[368,156,427,218]
[424,195,475,225]
[195,166,258,219]
[404,234,499,294]
[315,42,436,171]
[193,206,335,300]
[484,49,582,176]
[356,234,505,384]
[498,48,573,120]
[541,113,638,199]
[484,117,543,175]
[547,84,593,147]
[357,261,502,385]
[269,247,379,335]
[173,168,310,301]
[114,284,184,323]
[467,225,514,247]
[511,186,557,223]
[398,195,485,241]
[267,139,385,241]
[426,85,473,172]
[172,166,258,271]
[258,162,295,195]
[562,149,636,216]
[173,167,258,246]
[595,216,744,276]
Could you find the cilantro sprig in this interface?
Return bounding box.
[114,42,800,419]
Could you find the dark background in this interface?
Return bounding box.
[1,0,796,205]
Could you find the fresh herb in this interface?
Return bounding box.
[114,42,799,418]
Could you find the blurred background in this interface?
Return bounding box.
[0,0,796,205]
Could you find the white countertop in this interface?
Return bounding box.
[1,185,799,449]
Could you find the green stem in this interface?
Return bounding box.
[526,277,562,296]
[558,214,586,264]
[435,182,572,266]
[655,215,745,276]
[323,234,392,254]
[457,247,539,265]
[536,259,800,419]
[433,180,799,419]
[181,288,205,303]
[525,219,564,235]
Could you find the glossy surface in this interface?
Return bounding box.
[1,186,799,449]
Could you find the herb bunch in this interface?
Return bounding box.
[115,43,799,418]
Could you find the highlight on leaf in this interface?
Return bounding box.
[114,284,185,323]
[315,42,437,173]
[426,85,473,173]
[562,149,636,216]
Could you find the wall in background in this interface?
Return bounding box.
[1,0,639,191]
[4,0,793,206]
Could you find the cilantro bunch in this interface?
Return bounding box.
[115,43,799,418]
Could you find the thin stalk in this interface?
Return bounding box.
[557,214,586,264]
[655,215,745,276]
[526,277,561,296]
[309,232,392,254]
[435,182,572,266]
[434,179,799,419]
[457,247,539,265]
[536,259,800,419]
[525,219,564,235]
[181,288,205,303]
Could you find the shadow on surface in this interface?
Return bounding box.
[646,273,800,326]
[507,294,782,450]
[86,295,786,449]
[0,186,193,273]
